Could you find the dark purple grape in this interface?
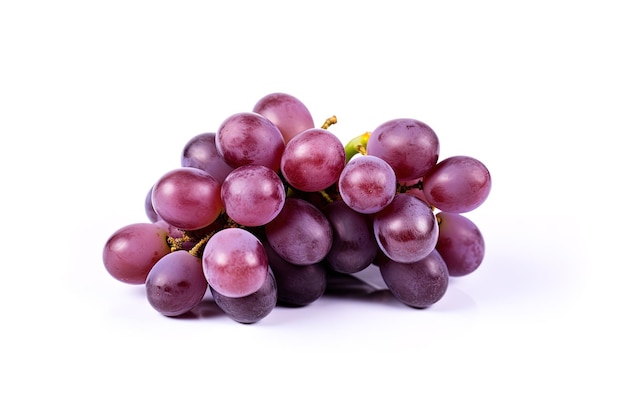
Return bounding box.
[262,241,326,307]
[436,212,485,276]
[145,185,160,222]
[322,200,378,274]
[210,269,277,324]
[379,249,449,308]
[145,250,208,317]
[181,132,234,183]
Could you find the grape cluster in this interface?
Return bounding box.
[102,93,492,323]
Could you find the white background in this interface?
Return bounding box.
[1,1,624,415]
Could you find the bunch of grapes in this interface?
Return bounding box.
[102,93,492,324]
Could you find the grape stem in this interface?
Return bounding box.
[344,132,370,163]
[321,115,338,129]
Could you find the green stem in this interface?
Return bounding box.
[344,132,370,163]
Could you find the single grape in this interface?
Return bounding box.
[215,112,285,171]
[322,200,378,274]
[252,92,315,143]
[102,222,171,285]
[262,240,327,307]
[181,132,234,183]
[280,128,345,192]
[373,193,438,263]
[265,197,333,265]
[151,167,223,231]
[436,212,485,276]
[366,118,439,182]
[145,250,208,317]
[145,184,160,222]
[221,164,286,227]
[379,249,449,308]
[210,268,277,324]
[338,154,397,214]
[202,228,268,298]
[422,155,491,213]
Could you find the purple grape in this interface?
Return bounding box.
[262,240,327,307]
[379,249,449,308]
[215,112,285,171]
[145,250,208,317]
[373,193,438,263]
[221,164,286,227]
[366,118,440,182]
[210,269,277,324]
[435,212,485,276]
[322,200,378,274]
[181,132,234,183]
[151,167,223,231]
[422,155,491,213]
[145,185,160,222]
[338,155,397,214]
[265,198,333,265]
[280,128,345,192]
[252,92,315,143]
[102,222,171,285]
[202,228,268,298]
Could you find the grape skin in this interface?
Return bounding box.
[373,193,439,264]
[379,249,449,309]
[366,118,440,182]
[280,128,346,192]
[436,212,485,277]
[145,250,208,317]
[338,155,397,214]
[102,222,171,285]
[265,198,333,265]
[211,269,277,324]
[151,167,223,231]
[215,112,285,171]
[422,155,491,213]
[252,92,315,143]
[181,132,234,184]
[202,228,268,298]
[221,164,286,227]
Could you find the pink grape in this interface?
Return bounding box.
[422,155,491,213]
[280,128,346,192]
[338,155,397,214]
[373,193,438,263]
[436,212,485,276]
[215,112,285,171]
[366,118,440,182]
[145,250,208,317]
[202,228,268,298]
[151,167,223,231]
[181,132,234,183]
[265,198,333,265]
[102,222,171,285]
[252,92,315,143]
[379,249,449,308]
[221,164,286,227]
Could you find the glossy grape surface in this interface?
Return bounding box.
[373,193,438,263]
[367,118,439,182]
[102,222,171,285]
[181,132,234,183]
[338,155,397,214]
[252,92,315,143]
[145,250,208,316]
[436,212,485,276]
[422,155,491,213]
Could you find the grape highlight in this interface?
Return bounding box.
[102,92,492,323]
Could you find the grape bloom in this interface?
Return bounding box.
[102,92,492,323]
